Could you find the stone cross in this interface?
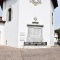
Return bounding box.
[34,17,37,21]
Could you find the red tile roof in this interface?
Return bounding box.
[0,17,6,23]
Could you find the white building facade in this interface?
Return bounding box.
[0,0,58,48]
[54,33,58,45]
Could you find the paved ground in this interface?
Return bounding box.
[0,46,60,60]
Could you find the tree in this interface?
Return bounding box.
[55,28,60,45]
[55,28,60,39]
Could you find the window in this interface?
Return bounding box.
[52,13,53,25]
[8,8,12,21]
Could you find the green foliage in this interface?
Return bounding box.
[55,28,60,39]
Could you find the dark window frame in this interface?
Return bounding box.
[52,13,53,25]
[8,8,12,21]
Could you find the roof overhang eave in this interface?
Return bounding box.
[51,0,58,9]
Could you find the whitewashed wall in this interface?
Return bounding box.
[2,0,55,48]
[2,0,19,47]
[50,0,54,46]
[18,0,54,47]
[0,24,5,45]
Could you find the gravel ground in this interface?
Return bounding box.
[0,46,60,60]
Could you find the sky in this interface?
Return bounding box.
[54,0,60,29]
[0,0,60,29]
